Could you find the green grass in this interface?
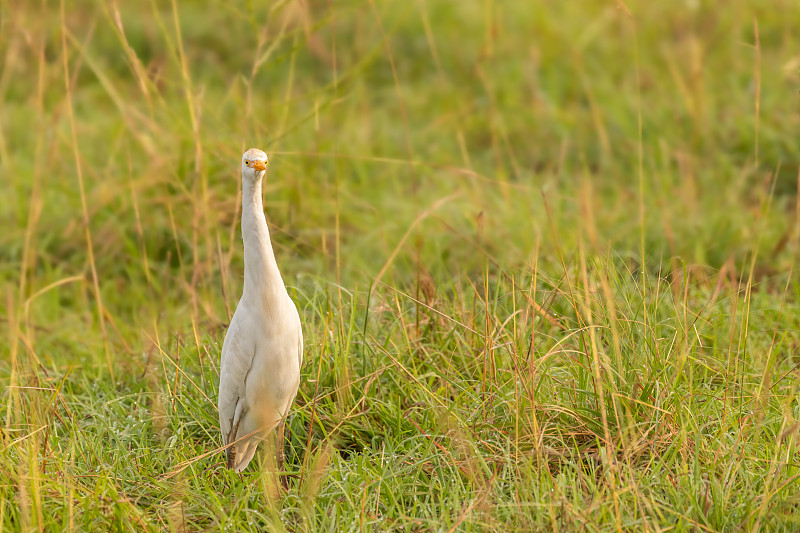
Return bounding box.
[2,0,800,530]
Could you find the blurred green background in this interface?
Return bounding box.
[3,1,797,295]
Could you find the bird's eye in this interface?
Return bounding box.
[245,161,250,166]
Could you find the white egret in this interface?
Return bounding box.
[218,148,303,473]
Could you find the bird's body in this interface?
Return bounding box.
[218,148,302,473]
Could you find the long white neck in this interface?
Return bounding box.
[241,176,286,307]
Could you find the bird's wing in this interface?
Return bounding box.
[297,327,304,367]
[217,312,256,445]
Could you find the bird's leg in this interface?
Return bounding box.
[226,407,246,470]
[276,419,286,471]
[226,417,238,469]
[276,419,289,490]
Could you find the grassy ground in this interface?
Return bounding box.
[2,0,800,530]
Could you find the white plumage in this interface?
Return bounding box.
[218,148,303,473]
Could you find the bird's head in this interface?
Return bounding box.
[241,148,268,181]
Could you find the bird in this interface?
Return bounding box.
[218,148,303,474]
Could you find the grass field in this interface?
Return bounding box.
[2,0,800,530]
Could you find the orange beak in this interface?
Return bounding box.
[252,160,267,171]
